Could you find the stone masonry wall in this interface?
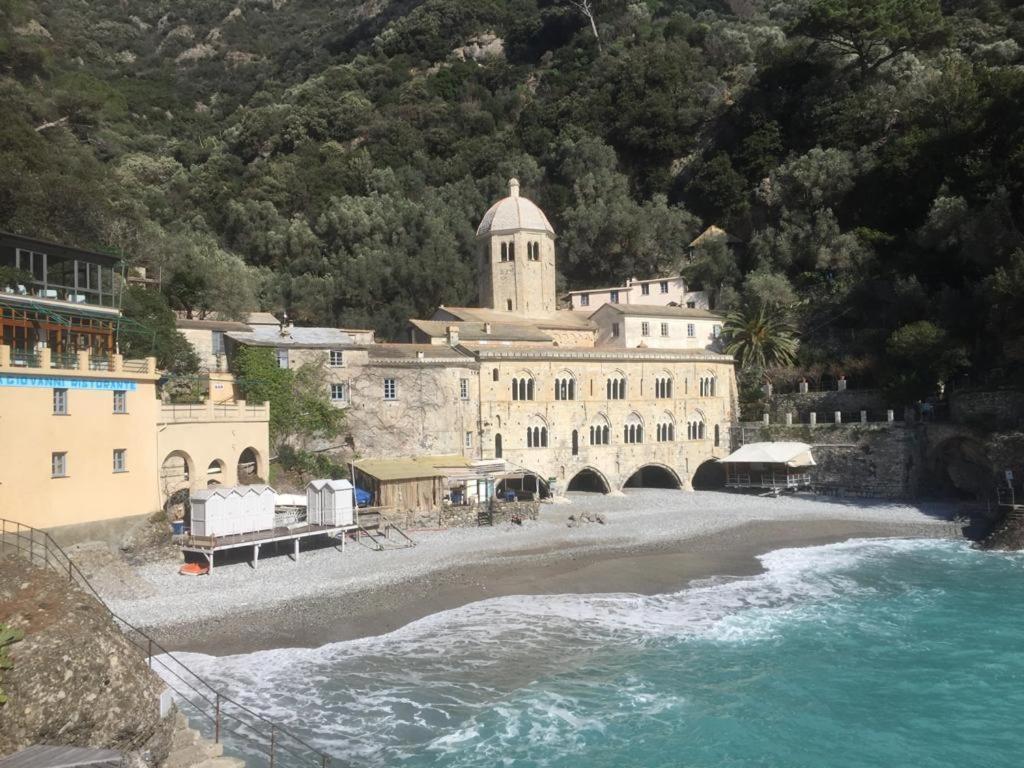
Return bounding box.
[949,389,1024,430]
[736,422,920,498]
[386,500,541,529]
[766,388,890,423]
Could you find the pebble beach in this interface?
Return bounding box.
[102,489,965,655]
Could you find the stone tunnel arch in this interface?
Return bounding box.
[692,458,726,490]
[567,467,611,494]
[623,463,682,490]
[929,435,992,498]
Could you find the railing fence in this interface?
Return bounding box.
[0,518,335,768]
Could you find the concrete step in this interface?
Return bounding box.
[194,758,246,768]
[170,727,201,751]
[164,741,223,768]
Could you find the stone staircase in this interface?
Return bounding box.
[165,710,245,768]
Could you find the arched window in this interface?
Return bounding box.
[699,375,717,398]
[714,424,720,447]
[655,374,673,399]
[589,415,611,445]
[572,430,579,456]
[511,375,535,401]
[493,368,499,381]
[657,415,675,442]
[555,372,576,401]
[495,433,502,458]
[687,414,706,440]
[500,242,508,262]
[607,375,627,400]
[508,242,515,261]
[624,414,644,444]
[527,418,548,449]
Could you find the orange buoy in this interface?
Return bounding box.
[179,563,209,576]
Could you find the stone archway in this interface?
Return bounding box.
[929,436,991,498]
[692,458,726,490]
[160,450,195,497]
[206,459,226,486]
[497,471,550,501]
[622,464,683,490]
[567,467,611,494]
[237,446,263,483]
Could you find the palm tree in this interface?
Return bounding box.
[724,304,799,371]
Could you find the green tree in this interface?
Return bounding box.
[883,321,967,403]
[724,304,800,371]
[232,347,344,452]
[792,0,949,77]
[118,287,199,375]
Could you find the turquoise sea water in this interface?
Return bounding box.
[171,539,1024,767]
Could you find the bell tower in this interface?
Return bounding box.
[476,178,556,316]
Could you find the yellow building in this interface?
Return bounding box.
[0,344,271,533]
[0,233,270,534]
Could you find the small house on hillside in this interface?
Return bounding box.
[719,442,815,493]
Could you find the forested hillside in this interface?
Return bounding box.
[3,0,1024,396]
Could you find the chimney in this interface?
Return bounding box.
[446,325,460,346]
[509,178,520,198]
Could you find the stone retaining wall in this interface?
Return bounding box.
[386,500,541,529]
[736,422,920,498]
[949,389,1024,429]
[766,388,891,423]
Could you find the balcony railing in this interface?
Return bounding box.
[159,401,269,424]
[0,344,156,375]
[726,472,812,490]
[49,352,80,370]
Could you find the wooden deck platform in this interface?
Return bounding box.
[180,522,355,571]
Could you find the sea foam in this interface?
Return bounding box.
[160,537,979,767]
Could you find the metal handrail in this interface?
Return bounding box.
[49,352,80,370]
[0,518,335,768]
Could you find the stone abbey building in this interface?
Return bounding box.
[251,179,738,494]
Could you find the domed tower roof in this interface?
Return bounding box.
[476,178,555,237]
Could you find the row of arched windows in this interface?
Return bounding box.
[506,373,716,402]
[607,377,627,400]
[511,377,536,401]
[624,424,644,444]
[512,415,716,451]
[554,377,576,400]
[526,426,548,448]
[499,241,543,262]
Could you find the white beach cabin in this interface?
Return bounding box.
[190,484,276,537]
[719,442,815,493]
[306,479,355,526]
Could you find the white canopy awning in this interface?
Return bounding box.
[720,442,815,467]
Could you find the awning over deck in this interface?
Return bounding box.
[720,442,816,467]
